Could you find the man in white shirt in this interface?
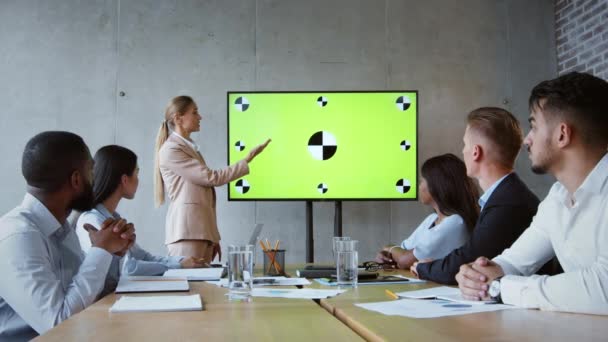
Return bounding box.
[0,131,136,341]
[456,72,608,315]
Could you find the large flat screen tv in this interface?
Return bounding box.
[227,91,418,201]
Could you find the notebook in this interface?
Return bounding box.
[296,269,377,279]
[116,276,189,293]
[396,286,496,304]
[314,275,423,286]
[163,267,224,281]
[109,294,203,313]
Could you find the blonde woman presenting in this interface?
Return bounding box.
[154,95,270,263]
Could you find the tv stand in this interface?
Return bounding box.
[306,200,343,263]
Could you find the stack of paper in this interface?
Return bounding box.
[163,268,224,281]
[116,276,189,293]
[251,288,346,299]
[109,295,203,313]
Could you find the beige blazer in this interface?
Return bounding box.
[159,134,249,244]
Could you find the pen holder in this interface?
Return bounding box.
[263,249,286,276]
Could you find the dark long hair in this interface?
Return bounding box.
[93,145,138,205]
[421,153,480,231]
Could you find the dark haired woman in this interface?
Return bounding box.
[77,145,206,294]
[375,153,480,269]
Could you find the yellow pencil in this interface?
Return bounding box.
[259,240,267,252]
[272,240,283,273]
[385,289,399,300]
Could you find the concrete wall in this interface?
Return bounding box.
[0,0,557,263]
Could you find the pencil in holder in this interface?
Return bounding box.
[263,249,286,276]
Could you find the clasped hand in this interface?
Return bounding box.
[455,256,505,300]
[84,218,136,256]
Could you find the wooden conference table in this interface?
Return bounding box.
[35,266,608,341]
[313,269,608,342]
[34,280,361,341]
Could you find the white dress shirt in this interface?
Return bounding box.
[494,153,608,314]
[400,213,469,260]
[0,194,112,341]
[76,204,183,296]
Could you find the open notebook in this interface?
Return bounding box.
[110,295,203,313]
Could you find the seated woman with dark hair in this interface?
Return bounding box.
[375,153,480,269]
[77,145,206,294]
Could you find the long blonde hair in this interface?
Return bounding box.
[154,95,195,207]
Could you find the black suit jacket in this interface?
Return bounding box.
[416,173,540,285]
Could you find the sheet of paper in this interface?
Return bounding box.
[396,286,461,299]
[109,294,202,313]
[116,276,189,293]
[250,288,346,299]
[208,277,311,288]
[356,298,517,318]
[163,268,224,281]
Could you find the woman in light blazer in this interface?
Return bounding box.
[154,95,270,263]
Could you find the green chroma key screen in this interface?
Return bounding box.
[227,91,418,200]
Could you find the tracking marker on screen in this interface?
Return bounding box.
[317,183,329,194]
[317,96,328,107]
[307,131,337,161]
[235,179,250,194]
[395,179,411,194]
[396,95,411,111]
[234,96,249,112]
[400,140,411,151]
[235,140,246,151]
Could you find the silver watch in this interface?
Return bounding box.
[489,276,503,303]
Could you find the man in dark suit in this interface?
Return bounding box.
[411,107,551,285]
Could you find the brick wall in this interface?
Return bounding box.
[555,0,608,79]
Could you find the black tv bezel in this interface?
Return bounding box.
[226,90,419,202]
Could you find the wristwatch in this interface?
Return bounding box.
[387,245,399,258]
[489,276,504,303]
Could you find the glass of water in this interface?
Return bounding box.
[335,240,358,288]
[228,245,254,301]
[332,236,351,265]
